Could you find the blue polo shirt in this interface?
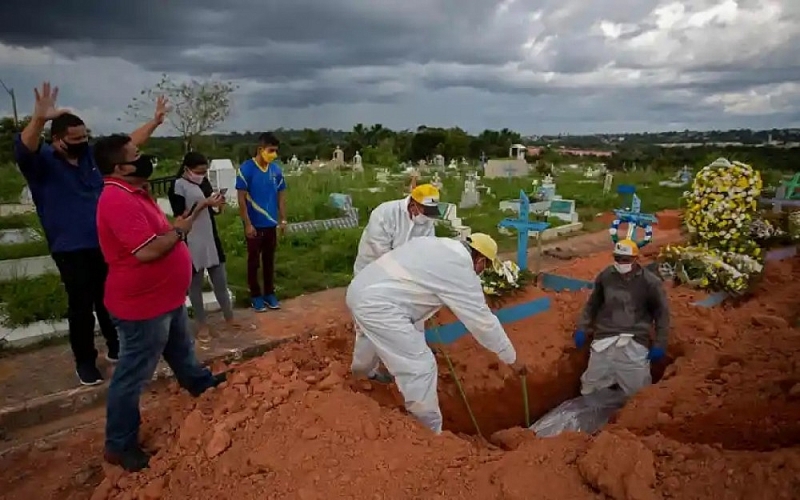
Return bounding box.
[13,134,103,253]
[234,159,286,229]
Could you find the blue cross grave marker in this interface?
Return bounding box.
[610,184,658,248]
[498,190,550,271]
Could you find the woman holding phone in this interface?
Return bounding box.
[168,152,237,341]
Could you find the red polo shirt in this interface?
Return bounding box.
[97,179,192,321]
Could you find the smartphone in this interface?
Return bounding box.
[219,188,229,196]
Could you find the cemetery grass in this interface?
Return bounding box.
[0,168,693,328]
[0,274,68,328]
[0,163,27,204]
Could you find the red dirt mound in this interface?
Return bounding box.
[2,251,800,500]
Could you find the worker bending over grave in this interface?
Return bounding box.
[573,239,670,397]
[346,233,528,434]
[352,183,441,275]
[350,183,441,383]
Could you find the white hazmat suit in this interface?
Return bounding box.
[352,196,435,276]
[346,236,517,433]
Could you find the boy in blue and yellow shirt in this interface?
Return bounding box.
[235,132,287,311]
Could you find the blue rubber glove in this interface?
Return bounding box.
[573,330,586,349]
[647,346,666,362]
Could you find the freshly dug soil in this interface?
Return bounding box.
[2,252,800,500]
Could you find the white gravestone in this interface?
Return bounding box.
[603,173,613,194]
[209,159,238,206]
[289,155,300,168]
[448,159,458,170]
[352,151,363,172]
[459,172,481,209]
[431,172,443,190]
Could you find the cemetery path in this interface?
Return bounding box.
[0,228,684,444]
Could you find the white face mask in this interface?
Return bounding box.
[187,171,205,184]
[614,263,633,274]
[412,214,429,225]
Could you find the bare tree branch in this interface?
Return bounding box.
[122,74,237,151]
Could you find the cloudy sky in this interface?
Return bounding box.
[1,0,798,136]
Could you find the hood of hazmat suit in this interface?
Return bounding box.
[352,186,439,277]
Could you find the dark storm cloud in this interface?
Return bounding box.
[0,0,522,80]
[1,0,799,131]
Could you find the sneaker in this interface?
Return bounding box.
[76,363,104,386]
[251,296,267,312]
[104,445,150,472]
[189,372,227,398]
[264,294,281,310]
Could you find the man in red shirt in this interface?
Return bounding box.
[94,134,225,472]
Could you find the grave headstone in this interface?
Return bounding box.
[285,193,359,234]
[603,173,613,194]
[537,175,557,201]
[431,172,443,190]
[437,202,471,239]
[289,155,300,168]
[547,199,579,223]
[679,165,691,184]
[485,159,528,179]
[448,159,458,170]
[208,159,237,206]
[498,190,550,271]
[433,154,445,167]
[459,172,481,209]
[352,151,364,172]
[611,185,658,248]
[331,146,345,167]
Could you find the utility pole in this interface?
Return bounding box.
[0,79,19,129]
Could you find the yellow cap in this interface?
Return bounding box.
[613,239,640,257]
[411,184,440,206]
[410,184,441,216]
[467,233,499,262]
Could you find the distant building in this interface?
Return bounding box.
[557,148,613,157]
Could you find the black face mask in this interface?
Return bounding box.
[120,155,154,179]
[62,140,89,158]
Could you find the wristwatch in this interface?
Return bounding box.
[173,227,187,240]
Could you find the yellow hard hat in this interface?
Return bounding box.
[410,184,441,216]
[467,233,499,262]
[613,239,640,257]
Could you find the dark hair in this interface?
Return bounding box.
[94,134,132,175]
[50,113,85,138]
[258,132,280,147]
[170,151,213,199]
[174,151,208,178]
[183,151,208,168]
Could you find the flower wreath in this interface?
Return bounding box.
[609,218,653,248]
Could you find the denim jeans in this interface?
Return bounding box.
[105,305,214,454]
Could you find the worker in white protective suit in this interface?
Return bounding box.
[351,184,441,383]
[573,239,670,397]
[352,183,441,276]
[346,233,529,434]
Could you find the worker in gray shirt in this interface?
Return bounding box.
[573,239,670,397]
